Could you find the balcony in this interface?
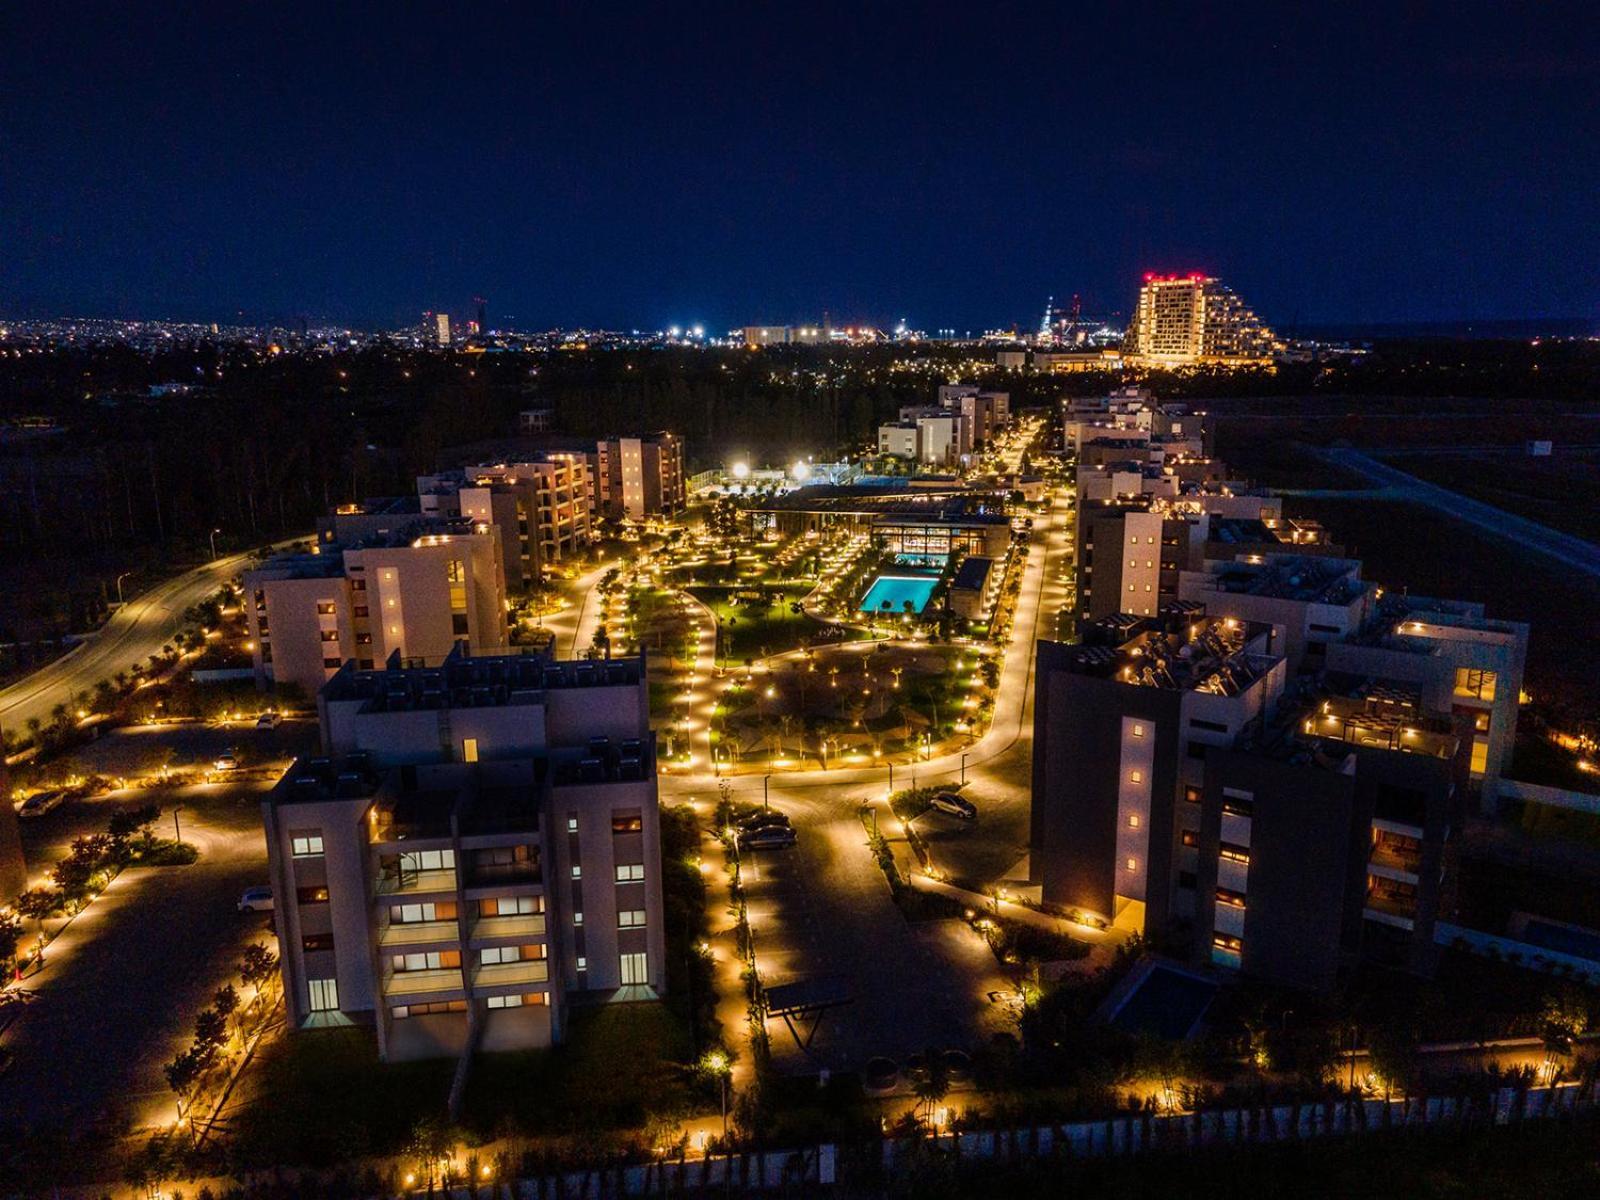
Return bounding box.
[382,967,465,998]
[1217,857,1249,895]
[379,920,460,948]
[1368,843,1421,884]
[472,959,549,990]
[376,867,458,897]
[1213,902,1246,939]
[1364,887,1417,932]
[470,913,547,942]
[1220,812,1252,849]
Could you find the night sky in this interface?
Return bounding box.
[5,3,1597,332]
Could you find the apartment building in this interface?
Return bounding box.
[419,455,594,590]
[593,431,686,522]
[263,648,665,1062]
[1327,594,1528,795]
[1030,608,1287,939]
[1076,500,1215,622]
[877,423,920,461]
[1031,610,1464,990]
[1179,555,1528,795]
[245,524,509,697]
[938,385,1010,449]
[1123,275,1278,365]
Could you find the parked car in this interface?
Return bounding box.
[255,711,282,729]
[214,750,240,771]
[237,886,274,913]
[17,790,65,819]
[738,824,797,850]
[930,792,977,820]
[735,809,790,832]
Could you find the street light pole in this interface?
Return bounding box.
[115,570,133,604]
[209,528,221,560]
[172,803,182,844]
[763,774,770,812]
[961,752,968,786]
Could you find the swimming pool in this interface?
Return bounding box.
[1520,918,1600,962]
[1109,964,1219,1040]
[859,574,938,616]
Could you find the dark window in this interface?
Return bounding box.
[302,932,335,952]
[322,657,342,669]
[297,886,330,905]
[1309,623,1341,634]
[1186,740,1209,760]
[1222,798,1254,818]
[451,613,470,636]
[1189,718,1228,733]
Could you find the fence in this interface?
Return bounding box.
[882,1078,1599,1171]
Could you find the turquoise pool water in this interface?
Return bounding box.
[859,574,938,615]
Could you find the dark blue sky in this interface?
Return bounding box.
[4,3,1597,331]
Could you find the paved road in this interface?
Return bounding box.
[0,781,273,1140]
[1321,448,1600,580]
[0,542,298,735]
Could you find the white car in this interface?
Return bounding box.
[238,886,274,913]
[930,792,977,820]
[739,824,797,850]
[17,790,65,819]
[255,711,282,730]
[214,750,240,771]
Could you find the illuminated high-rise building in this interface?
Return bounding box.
[435,312,452,346]
[1125,275,1277,365]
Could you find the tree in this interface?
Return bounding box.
[913,1047,951,1126]
[1367,1022,1421,1097]
[240,942,278,998]
[164,1049,202,1115]
[213,983,240,1034]
[0,911,22,972]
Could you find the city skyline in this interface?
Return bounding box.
[5,4,1598,331]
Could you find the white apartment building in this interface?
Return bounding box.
[265,649,665,1063]
[246,524,509,698]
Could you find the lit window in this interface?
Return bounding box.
[308,977,339,1012]
[618,909,647,928]
[291,833,324,857]
[567,816,578,832]
[1125,857,1137,873]
[615,863,646,883]
[573,911,583,925]
[1128,814,1141,829]
[1131,724,1145,738]
[1129,770,1143,784]
[570,865,582,879]
[462,738,479,763]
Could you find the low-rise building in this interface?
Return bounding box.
[245,523,508,697]
[948,555,998,620]
[419,455,594,590]
[264,648,664,1063]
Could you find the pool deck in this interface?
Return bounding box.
[858,573,940,615]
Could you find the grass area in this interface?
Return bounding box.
[1386,449,1600,544]
[231,1028,455,1167]
[461,1003,697,1135]
[686,584,818,663]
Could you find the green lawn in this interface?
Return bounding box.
[686,584,819,663]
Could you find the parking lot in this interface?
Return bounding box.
[0,727,303,1142]
[739,781,1012,1077]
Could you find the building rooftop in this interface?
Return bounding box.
[1066,607,1279,696]
[322,647,644,713]
[272,752,383,806]
[1203,557,1367,605]
[952,556,995,590]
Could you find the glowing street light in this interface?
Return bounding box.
[729,461,751,481]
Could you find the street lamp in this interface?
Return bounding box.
[209,528,221,560]
[961,751,968,786]
[702,1050,731,1141]
[172,802,182,844]
[763,773,771,812]
[115,570,133,604]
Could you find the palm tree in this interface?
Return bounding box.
[913,1047,951,1128]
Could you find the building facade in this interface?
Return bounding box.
[1124,275,1277,365]
[593,432,686,522]
[263,649,665,1062]
[245,525,509,697]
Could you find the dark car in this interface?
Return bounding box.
[738,824,798,850]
